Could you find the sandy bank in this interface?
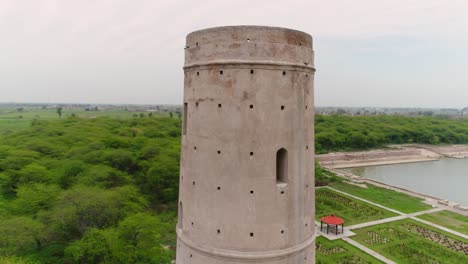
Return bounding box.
[317,146,442,169]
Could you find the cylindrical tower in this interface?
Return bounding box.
[177,26,315,264]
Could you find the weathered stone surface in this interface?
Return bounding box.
[176,26,315,264]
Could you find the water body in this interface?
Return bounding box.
[345,158,468,206]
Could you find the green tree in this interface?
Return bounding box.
[57,107,63,118]
[0,217,45,254]
[65,228,128,264]
[11,183,61,215]
[65,213,173,264]
[40,186,147,240]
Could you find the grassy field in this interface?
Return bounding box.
[315,236,383,264]
[0,108,172,135]
[329,182,432,213]
[351,219,468,263]
[0,119,31,134]
[417,210,468,235]
[315,188,397,226]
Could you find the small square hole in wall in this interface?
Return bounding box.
[194,146,197,150]
[217,186,221,190]
[250,69,254,74]
[192,181,196,185]
[196,102,199,107]
[220,70,223,75]
[306,184,309,188]
[283,71,286,75]
[305,105,308,109]
[305,223,308,227]
[218,104,222,108]
[281,230,284,234]
[191,222,194,226]
[247,38,250,43]
[217,229,221,234]
[197,71,200,76]
[281,106,285,110]
[190,254,193,258]
[250,105,253,109]
[217,150,221,154]
[306,74,309,77]
[281,191,285,194]
[250,232,254,237]
[250,152,254,156]
[250,190,254,194]
[306,145,309,150]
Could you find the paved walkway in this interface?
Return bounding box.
[342,237,397,264]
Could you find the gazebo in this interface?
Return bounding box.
[320,214,345,235]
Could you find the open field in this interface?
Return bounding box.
[352,219,468,263]
[0,119,31,134]
[417,210,468,235]
[316,236,383,264]
[316,188,397,226]
[329,182,432,213]
[0,108,173,135]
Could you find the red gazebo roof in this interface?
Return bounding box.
[321,214,345,225]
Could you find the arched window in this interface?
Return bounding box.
[183,103,188,135]
[178,201,183,229]
[276,148,288,184]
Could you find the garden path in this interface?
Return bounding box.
[342,237,397,264]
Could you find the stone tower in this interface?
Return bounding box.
[177,26,315,264]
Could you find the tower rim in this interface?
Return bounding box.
[187,25,313,40]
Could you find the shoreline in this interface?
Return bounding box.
[328,167,468,215]
[316,144,468,169]
[317,144,468,214]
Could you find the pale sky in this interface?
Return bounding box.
[0,0,467,107]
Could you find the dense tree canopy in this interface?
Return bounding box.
[0,116,179,263]
[315,115,468,153]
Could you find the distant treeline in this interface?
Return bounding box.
[315,115,468,153]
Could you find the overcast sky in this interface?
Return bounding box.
[0,0,467,107]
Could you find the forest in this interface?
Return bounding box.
[0,116,180,263]
[315,115,468,153]
[2,113,468,263]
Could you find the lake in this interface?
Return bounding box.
[345,158,468,206]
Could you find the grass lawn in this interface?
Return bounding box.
[316,236,383,264]
[329,181,431,213]
[417,210,468,235]
[315,188,397,226]
[0,119,31,134]
[351,219,468,264]
[0,109,172,134]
